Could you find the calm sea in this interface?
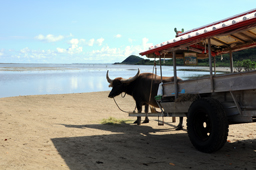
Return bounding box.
[0,63,212,98]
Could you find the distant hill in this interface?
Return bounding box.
[115,55,144,64]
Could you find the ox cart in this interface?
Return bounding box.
[132,9,256,153]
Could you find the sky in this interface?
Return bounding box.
[0,0,255,63]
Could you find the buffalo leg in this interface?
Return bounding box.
[133,103,142,125]
[176,117,183,130]
[142,104,149,123]
[134,116,141,125]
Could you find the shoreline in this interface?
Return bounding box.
[0,65,231,72]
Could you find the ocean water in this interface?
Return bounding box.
[0,63,212,98]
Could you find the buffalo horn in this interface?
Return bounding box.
[120,69,140,84]
[106,70,113,84]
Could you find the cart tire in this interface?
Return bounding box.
[187,98,228,153]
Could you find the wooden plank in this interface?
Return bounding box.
[160,101,192,113]
[163,71,256,96]
[214,71,256,92]
[163,78,212,97]
[229,34,247,43]
[212,37,230,46]
[247,30,256,37]
[239,32,254,41]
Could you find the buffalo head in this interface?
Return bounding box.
[106,69,140,98]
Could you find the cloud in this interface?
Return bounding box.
[142,38,152,50]
[67,45,82,55]
[20,47,30,53]
[115,34,122,38]
[35,34,64,42]
[69,38,97,46]
[88,37,153,62]
[13,47,55,62]
[57,38,84,55]
[2,37,152,63]
[57,45,82,55]
[88,39,95,46]
[91,46,120,56]
[69,38,79,45]
[96,38,104,46]
[56,48,66,53]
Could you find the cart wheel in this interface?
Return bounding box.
[187,98,228,153]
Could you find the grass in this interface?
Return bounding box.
[101,117,133,125]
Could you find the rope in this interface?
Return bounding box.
[161,50,168,64]
[113,97,136,113]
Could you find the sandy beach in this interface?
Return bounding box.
[0,91,255,170]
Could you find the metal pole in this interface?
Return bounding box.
[229,50,234,73]
[214,56,216,75]
[159,56,163,82]
[172,50,177,122]
[173,51,178,99]
[208,38,214,92]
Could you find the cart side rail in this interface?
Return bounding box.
[163,70,256,97]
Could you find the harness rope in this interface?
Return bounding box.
[113,96,136,113]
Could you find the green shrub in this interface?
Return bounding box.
[235,59,256,72]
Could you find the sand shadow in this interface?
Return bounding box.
[59,122,174,135]
[52,123,256,170]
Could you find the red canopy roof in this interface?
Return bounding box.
[140,9,256,59]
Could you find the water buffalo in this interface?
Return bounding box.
[106,69,183,130]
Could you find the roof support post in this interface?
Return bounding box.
[172,50,177,123]
[208,38,214,92]
[159,56,163,82]
[214,56,216,75]
[173,50,178,99]
[229,50,234,73]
